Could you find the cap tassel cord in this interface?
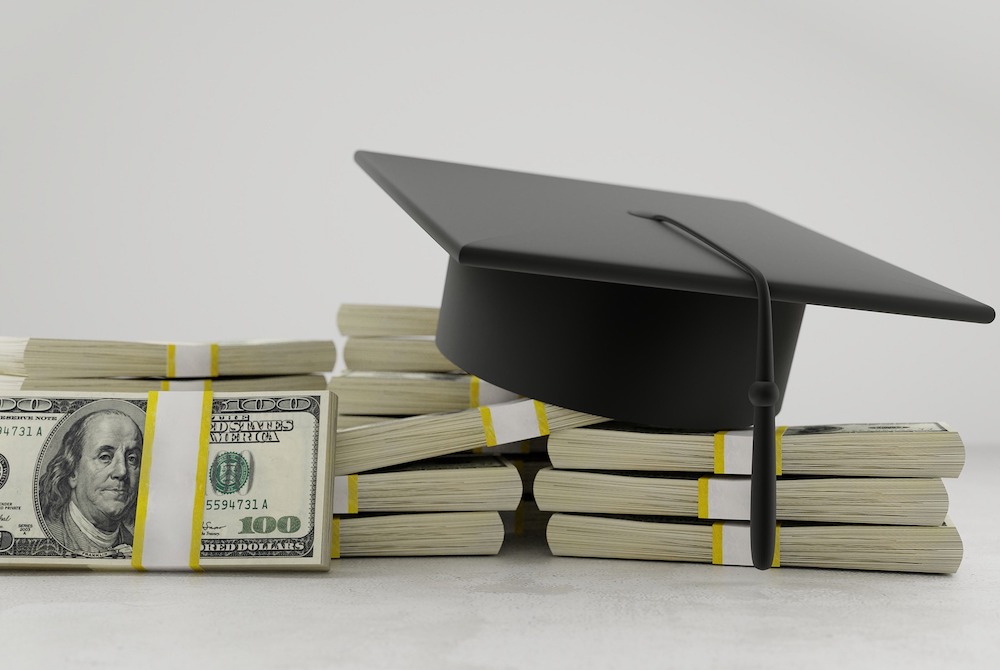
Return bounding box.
[629,210,778,571]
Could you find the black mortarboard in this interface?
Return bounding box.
[355,150,994,569]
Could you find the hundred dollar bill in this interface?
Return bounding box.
[0,390,336,571]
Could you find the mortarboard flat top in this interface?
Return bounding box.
[356,150,994,430]
[356,151,992,323]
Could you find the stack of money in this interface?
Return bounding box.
[339,304,455,373]
[330,304,590,557]
[538,422,966,573]
[0,390,337,570]
[334,304,968,573]
[0,337,337,393]
[335,303,524,416]
[334,304,548,458]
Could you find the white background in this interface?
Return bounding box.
[2,1,997,445]
[2,5,1000,669]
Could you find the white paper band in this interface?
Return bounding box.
[139,392,206,570]
[722,430,753,475]
[475,378,519,406]
[171,343,214,378]
[482,399,547,446]
[720,522,754,566]
[706,477,751,520]
[332,476,350,515]
[162,380,211,391]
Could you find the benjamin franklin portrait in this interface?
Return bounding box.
[37,402,144,556]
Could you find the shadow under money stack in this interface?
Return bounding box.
[537,422,966,573]
[0,337,336,393]
[330,304,586,558]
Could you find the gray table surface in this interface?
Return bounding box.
[2,445,997,669]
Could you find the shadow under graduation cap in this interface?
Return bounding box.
[354,149,994,569]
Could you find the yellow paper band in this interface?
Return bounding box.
[697,477,710,518]
[470,376,480,407]
[773,524,781,567]
[775,426,787,475]
[348,475,359,514]
[534,401,550,436]
[187,391,214,571]
[713,432,726,474]
[479,406,498,447]
[331,517,341,559]
[131,391,160,571]
[166,345,177,378]
[711,522,724,565]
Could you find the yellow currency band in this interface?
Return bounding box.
[131,392,160,571]
[775,426,786,476]
[698,477,710,519]
[479,406,498,447]
[713,432,726,474]
[534,401,550,436]
[187,392,214,571]
[348,475,359,514]
[774,524,781,567]
[470,376,480,407]
[331,517,341,559]
[711,522,723,565]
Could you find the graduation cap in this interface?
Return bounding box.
[355,150,994,570]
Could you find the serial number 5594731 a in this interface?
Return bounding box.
[0,425,43,438]
[204,498,268,511]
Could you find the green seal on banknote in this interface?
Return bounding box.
[210,451,250,495]
[0,453,8,490]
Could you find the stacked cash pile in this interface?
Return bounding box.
[337,304,968,573]
[0,337,337,392]
[330,304,585,557]
[0,389,337,570]
[0,338,339,571]
[539,423,966,573]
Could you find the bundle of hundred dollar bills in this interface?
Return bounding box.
[0,390,336,571]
